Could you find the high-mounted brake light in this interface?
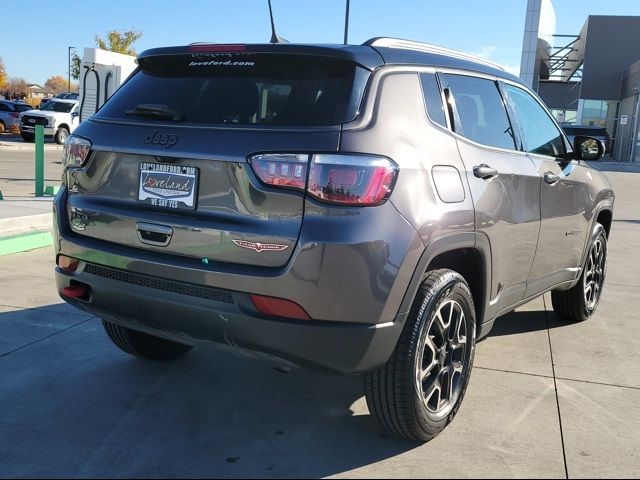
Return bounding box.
[62,135,92,168]
[308,154,398,206]
[249,154,308,190]
[248,153,399,206]
[188,44,247,53]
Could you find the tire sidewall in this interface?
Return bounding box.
[581,223,608,318]
[55,128,69,144]
[411,274,477,432]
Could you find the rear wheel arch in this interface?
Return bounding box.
[596,209,612,238]
[398,233,491,328]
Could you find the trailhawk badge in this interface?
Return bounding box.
[232,239,289,253]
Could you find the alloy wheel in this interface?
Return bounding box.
[584,237,606,310]
[416,299,467,415]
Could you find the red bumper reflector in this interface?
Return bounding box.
[62,285,87,298]
[249,294,311,321]
[57,255,79,272]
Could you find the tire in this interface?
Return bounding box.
[21,133,35,143]
[102,320,193,360]
[364,269,477,442]
[54,127,69,145]
[551,223,608,322]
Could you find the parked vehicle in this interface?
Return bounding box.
[0,100,33,133]
[20,99,79,144]
[561,124,611,154]
[40,92,80,109]
[53,39,614,442]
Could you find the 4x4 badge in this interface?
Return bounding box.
[232,239,289,253]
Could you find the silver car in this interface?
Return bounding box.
[0,100,33,133]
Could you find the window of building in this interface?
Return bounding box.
[444,74,516,150]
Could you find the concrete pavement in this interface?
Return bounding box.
[0,162,638,478]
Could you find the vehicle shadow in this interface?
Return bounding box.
[0,307,419,478]
[482,308,570,338]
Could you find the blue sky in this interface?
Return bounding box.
[2,0,639,85]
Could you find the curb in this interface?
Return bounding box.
[0,213,53,238]
[0,230,53,256]
[0,142,63,152]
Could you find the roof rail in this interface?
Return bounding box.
[364,37,506,71]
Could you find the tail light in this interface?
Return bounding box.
[249,153,398,206]
[249,154,308,190]
[9,112,19,118]
[62,135,92,168]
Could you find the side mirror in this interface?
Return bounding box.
[72,111,79,118]
[573,135,605,161]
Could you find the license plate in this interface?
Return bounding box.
[138,162,198,210]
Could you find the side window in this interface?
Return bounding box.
[503,84,566,157]
[0,103,10,112]
[420,73,447,128]
[444,74,516,150]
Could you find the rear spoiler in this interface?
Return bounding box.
[137,43,384,71]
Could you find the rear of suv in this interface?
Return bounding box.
[54,39,614,442]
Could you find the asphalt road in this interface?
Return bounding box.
[0,136,64,198]
[0,161,638,478]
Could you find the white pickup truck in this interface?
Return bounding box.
[20,99,80,144]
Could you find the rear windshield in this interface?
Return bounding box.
[97,53,369,126]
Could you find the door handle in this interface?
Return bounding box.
[473,164,499,179]
[136,222,173,247]
[544,172,560,184]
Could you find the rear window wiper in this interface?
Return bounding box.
[125,104,184,121]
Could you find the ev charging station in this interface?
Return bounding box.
[78,47,137,122]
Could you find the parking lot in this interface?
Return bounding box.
[0,160,638,478]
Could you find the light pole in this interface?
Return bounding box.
[68,46,76,92]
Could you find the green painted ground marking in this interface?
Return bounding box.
[0,231,53,256]
[44,185,60,196]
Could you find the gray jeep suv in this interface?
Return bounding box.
[53,38,614,442]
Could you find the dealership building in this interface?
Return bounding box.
[521,0,640,161]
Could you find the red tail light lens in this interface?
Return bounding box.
[62,135,92,168]
[250,294,311,321]
[9,112,19,118]
[249,154,308,190]
[308,154,398,206]
[248,153,398,206]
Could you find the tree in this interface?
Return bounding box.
[95,29,142,56]
[0,58,7,92]
[71,53,81,81]
[45,75,68,94]
[6,77,28,99]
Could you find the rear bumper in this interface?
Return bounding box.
[55,264,405,373]
[53,186,422,373]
